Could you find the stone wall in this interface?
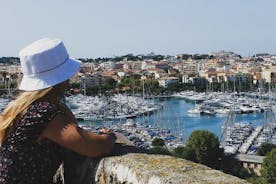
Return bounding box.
[57,143,248,184]
[95,153,248,184]
[54,133,248,184]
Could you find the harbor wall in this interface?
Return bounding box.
[54,136,249,184]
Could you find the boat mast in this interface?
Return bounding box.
[82,78,87,96]
[269,82,271,105]
[220,86,236,146]
[142,79,145,99]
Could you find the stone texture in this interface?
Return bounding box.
[95,153,249,184]
[60,142,151,184]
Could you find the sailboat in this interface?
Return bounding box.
[220,90,254,155]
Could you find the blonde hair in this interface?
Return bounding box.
[0,87,53,144]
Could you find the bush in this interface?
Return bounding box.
[152,138,165,147]
[172,146,185,158]
[184,130,223,169]
[247,175,266,184]
[182,146,196,161]
[257,143,276,156]
[151,146,171,155]
[261,148,276,184]
[221,156,250,179]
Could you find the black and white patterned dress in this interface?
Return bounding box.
[0,101,66,184]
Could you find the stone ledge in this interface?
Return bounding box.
[95,153,249,184]
[57,133,248,184]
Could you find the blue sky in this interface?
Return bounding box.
[0,0,275,58]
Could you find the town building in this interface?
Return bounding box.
[158,77,179,88]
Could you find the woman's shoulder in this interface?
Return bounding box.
[26,101,61,118]
[31,101,58,111]
[20,101,64,125]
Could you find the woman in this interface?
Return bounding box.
[0,38,116,183]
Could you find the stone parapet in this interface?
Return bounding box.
[95,153,248,184]
[55,133,248,184]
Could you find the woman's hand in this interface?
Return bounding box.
[99,128,117,144]
[99,128,112,134]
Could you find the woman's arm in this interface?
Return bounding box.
[40,114,116,157]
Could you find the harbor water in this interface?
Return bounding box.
[81,97,265,140]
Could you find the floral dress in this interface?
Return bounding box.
[0,101,66,184]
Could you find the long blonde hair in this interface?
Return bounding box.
[0,87,53,144]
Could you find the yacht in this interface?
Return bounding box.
[187,106,201,114]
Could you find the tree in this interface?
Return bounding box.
[152,138,165,147]
[103,77,116,88]
[142,79,162,95]
[257,143,276,156]
[86,86,100,96]
[182,54,192,60]
[167,82,182,92]
[261,148,276,184]
[70,82,81,89]
[184,130,223,169]
[151,138,170,155]
[119,76,141,93]
[182,146,196,161]
[172,146,185,158]
[151,146,171,155]
[221,156,250,179]
[102,77,117,92]
[247,175,266,184]
[172,146,197,161]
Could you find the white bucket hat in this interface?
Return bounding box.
[19,38,82,91]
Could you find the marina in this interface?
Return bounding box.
[74,93,274,154]
[66,94,162,121]
[173,91,276,115]
[0,91,275,154]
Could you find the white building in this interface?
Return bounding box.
[158,77,179,88]
[99,61,115,70]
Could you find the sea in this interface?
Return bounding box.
[81,97,265,140]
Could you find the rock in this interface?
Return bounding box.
[95,153,249,184]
